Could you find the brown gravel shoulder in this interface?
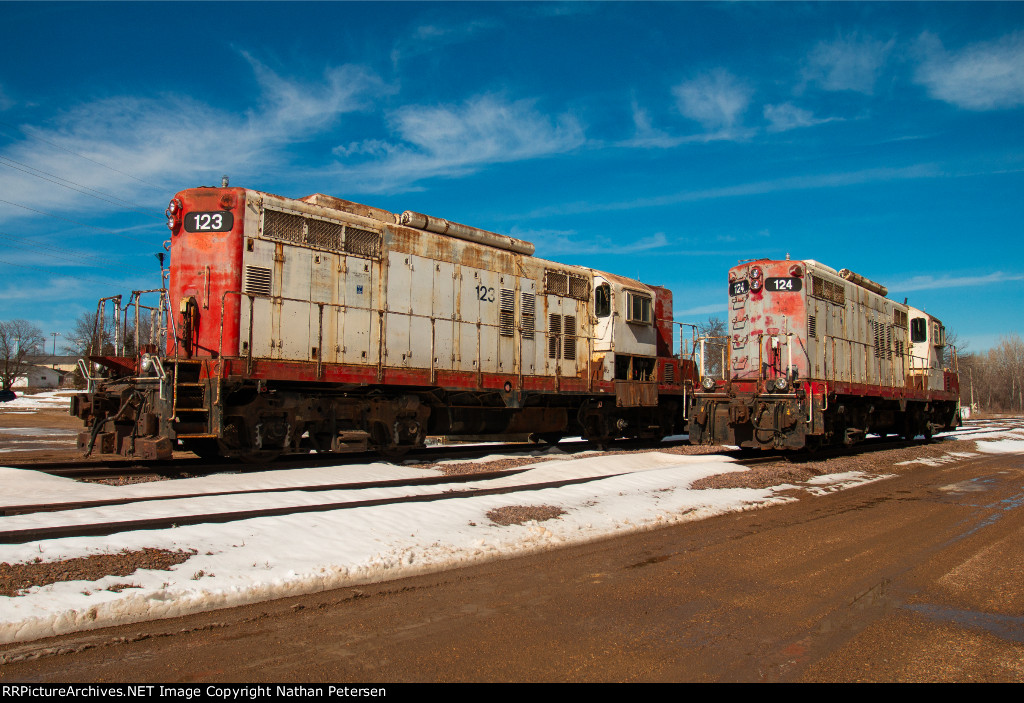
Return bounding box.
[0,549,197,597]
[692,438,977,490]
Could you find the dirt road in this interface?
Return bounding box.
[2,448,1021,682]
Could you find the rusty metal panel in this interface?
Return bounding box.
[478,268,500,373]
[615,380,658,407]
[519,278,538,375]
[341,255,375,365]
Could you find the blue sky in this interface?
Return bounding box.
[0,1,1021,355]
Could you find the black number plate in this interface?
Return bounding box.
[729,280,749,296]
[184,211,234,233]
[766,277,802,292]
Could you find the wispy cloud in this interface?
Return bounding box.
[512,226,670,258]
[672,69,752,134]
[0,54,386,224]
[802,33,894,94]
[521,164,941,219]
[763,102,837,133]
[390,18,499,67]
[913,31,1024,110]
[333,95,585,191]
[676,302,728,318]
[888,271,1024,293]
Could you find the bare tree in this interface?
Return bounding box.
[697,316,728,379]
[0,320,46,391]
[62,311,115,357]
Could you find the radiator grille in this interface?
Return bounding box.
[262,209,381,259]
[305,217,342,250]
[545,270,568,296]
[345,227,381,258]
[264,210,304,243]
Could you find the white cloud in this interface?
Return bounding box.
[512,226,669,258]
[522,164,941,219]
[333,95,585,191]
[763,102,835,133]
[0,55,385,224]
[672,69,752,132]
[677,302,728,318]
[802,33,894,94]
[888,271,1024,293]
[390,18,499,67]
[914,31,1024,110]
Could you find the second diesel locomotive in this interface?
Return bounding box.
[687,258,961,450]
[72,184,697,460]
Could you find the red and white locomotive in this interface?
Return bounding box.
[687,258,961,450]
[72,184,697,460]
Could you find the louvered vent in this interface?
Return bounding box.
[548,313,561,359]
[562,315,576,360]
[808,315,816,338]
[499,289,515,337]
[664,362,675,384]
[244,266,272,296]
[263,210,304,243]
[521,292,535,340]
[811,275,846,305]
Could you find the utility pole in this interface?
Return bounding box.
[50,332,59,367]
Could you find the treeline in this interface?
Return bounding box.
[957,334,1024,413]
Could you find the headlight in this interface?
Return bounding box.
[140,354,153,373]
[701,376,717,391]
[774,377,789,392]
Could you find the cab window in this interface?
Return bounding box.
[910,318,927,343]
[595,284,611,318]
[625,291,652,325]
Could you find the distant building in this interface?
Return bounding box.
[12,365,65,389]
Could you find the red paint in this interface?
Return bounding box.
[167,188,245,358]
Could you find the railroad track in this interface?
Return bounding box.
[0,424,1005,545]
[0,466,626,545]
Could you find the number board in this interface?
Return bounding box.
[729,280,749,296]
[184,211,234,233]
[766,277,802,292]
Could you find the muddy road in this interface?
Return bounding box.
[2,448,1021,682]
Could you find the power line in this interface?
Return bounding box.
[0,256,140,288]
[0,155,160,218]
[0,197,160,244]
[0,119,165,191]
[0,232,132,269]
